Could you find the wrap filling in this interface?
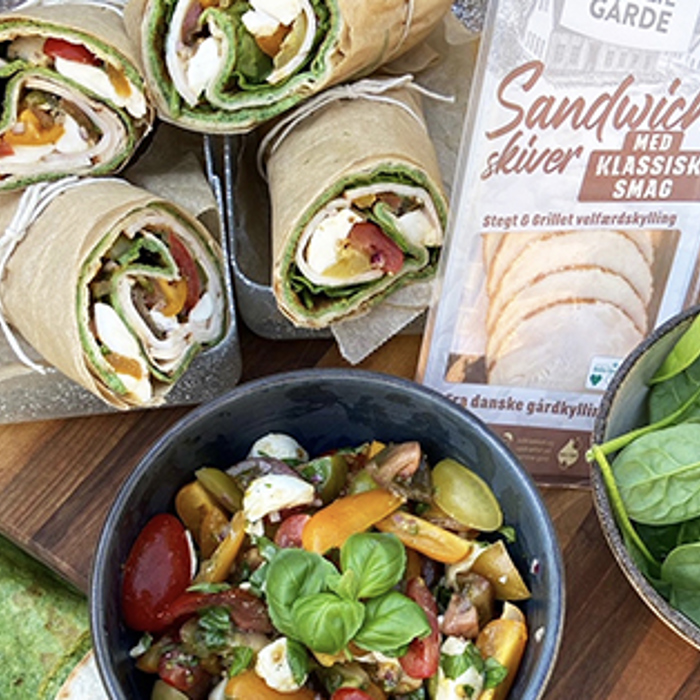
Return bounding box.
[84,210,225,404]
[163,0,325,107]
[0,31,148,182]
[289,181,443,311]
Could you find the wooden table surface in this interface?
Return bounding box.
[2,324,700,699]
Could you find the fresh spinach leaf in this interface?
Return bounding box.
[651,314,700,384]
[678,516,700,546]
[662,542,700,625]
[353,590,430,653]
[292,592,365,655]
[648,359,700,424]
[636,522,683,562]
[611,422,700,525]
[340,532,406,599]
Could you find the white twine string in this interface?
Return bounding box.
[0,176,119,373]
[392,0,416,61]
[257,74,453,179]
[11,0,126,13]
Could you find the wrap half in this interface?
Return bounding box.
[0,4,154,191]
[0,178,228,409]
[265,80,448,328]
[123,0,452,132]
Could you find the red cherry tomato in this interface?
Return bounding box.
[0,139,14,157]
[399,577,440,679]
[121,513,192,632]
[158,647,211,697]
[348,222,404,274]
[274,513,311,548]
[331,689,375,700]
[169,233,201,313]
[44,37,100,66]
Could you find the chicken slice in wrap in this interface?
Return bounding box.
[124,0,452,132]
[264,79,448,328]
[0,4,153,190]
[0,179,228,408]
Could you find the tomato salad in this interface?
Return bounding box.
[122,434,531,700]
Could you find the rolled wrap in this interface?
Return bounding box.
[0,179,228,409]
[265,80,448,328]
[123,0,452,133]
[0,3,154,191]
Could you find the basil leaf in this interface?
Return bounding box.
[662,542,700,625]
[612,422,700,525]
[286,639,310,686]
[198,606,232,649]
[484,656,508,689]
[292,592,364,655]
[441,641,484,680]
[265,549,339,637]
[353,591,431,653]
[340,532,406,598]
[227,646,254,677]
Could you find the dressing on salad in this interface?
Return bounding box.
[121,433,532,700]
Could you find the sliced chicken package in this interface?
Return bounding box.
[0,3,154,191]
[419,0,700,484]
[0,178,228,409]
[123,0,452,133]
[260,77,448,329]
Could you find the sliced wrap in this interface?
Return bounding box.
[0,4,154,191]
[0,179,228,408]
[123,0,452,132]
[265,82,447,328]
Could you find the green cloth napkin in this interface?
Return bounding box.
[0,535,91,699]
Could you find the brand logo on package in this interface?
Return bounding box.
[561,0,699,52]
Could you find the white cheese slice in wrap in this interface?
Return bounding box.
[265,83,447,328]
[0,179,228,409]
[0,3,154,191]
[124,0,452,133]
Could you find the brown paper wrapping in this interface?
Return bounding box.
[0,179,224,409]
[124,0,452,132]
[267,83,447,328]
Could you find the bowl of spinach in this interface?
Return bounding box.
[590,303,700,649]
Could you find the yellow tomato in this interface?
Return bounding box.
[471,540,532,601]
[476,613,528,700]
[374,510,472,564]
[194,509,246,584]
[301,488,405,554]
[4,108,64,146]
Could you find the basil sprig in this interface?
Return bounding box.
[264,532,430,655]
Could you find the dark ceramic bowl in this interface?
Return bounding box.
[592,305,700,649]
[90,369,565,699]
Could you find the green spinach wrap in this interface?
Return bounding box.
[123,0,452,132]
[0,3,153,191]
[264,79,447,328]
[0,178,228,408]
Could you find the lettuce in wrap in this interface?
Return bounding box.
[124,0,452,132]
[0,4,153,191]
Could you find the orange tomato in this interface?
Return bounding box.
[224,670,317,699]
[301,489,405,554]
[374,510,472,564]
